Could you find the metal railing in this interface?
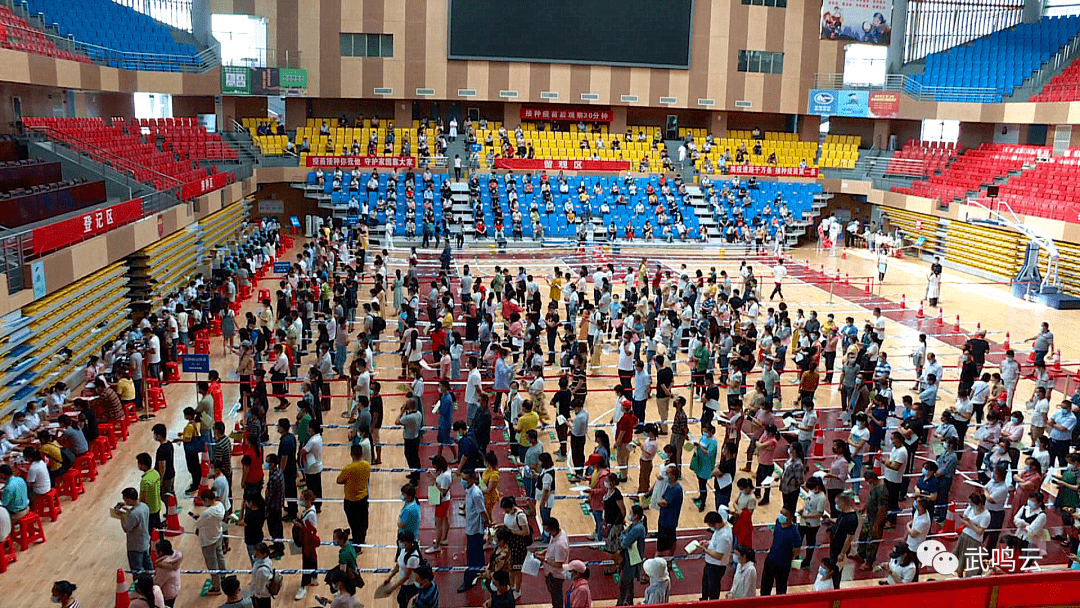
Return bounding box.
[221,48,303,69]
[813,73,1002,103]
[1013,33,1080,100]
[0,0,217,72]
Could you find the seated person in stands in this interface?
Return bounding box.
[608,222,617,241]
[488,177,499,195]
[423,169,434,188]
[762,203,772,218]
[485,131,494,147]
[700,226,710,243]
[702,139,712,153]
[511,211,523,240]
[625,219,635,240]
[653,130,662,144]
[348,194,360,215]
[367,173,379,193]
[779,201,791,219]
[799,158,808,169]
[315,169,325,185]
[494,218,505,240]
[596,136,605,150]
[648,192,659,207]
[579,137,589,150]
[638,157,650,172]
[506,171,518,187]
[386,128,395,144]
[600,200,611,215]
[349,140,360,155]
[440,181,452,202]
[423,185,434,205]
[383,140,393,154]
[557,176,569,194]
[371,116,380,128]
[320,121,330,135]
[332,175,342,191]
[635,200,645,216]
[753,141,763,156]
[643,220,654,241]
[701,176,712,190]
[257,122,269,136]
[676,220,687,241]
[765,152,777,165]
[285,140,296,156]
[527,143,535,159]
[735,148,746,164]
[592,182,603,199]
[367,140,377,156]
[663,223,674,242]
[545,197,555,214]
[475,217,487,238]
[612,137,621,151]
[523,178,534,195]
[478,118,488,130]
[702,157,713,174]
[469,175,481,196]
[616,194,627,207]
[300,137,310,153]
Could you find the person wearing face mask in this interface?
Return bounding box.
[848,412,870,499]
[727,545,758,599]
[983,462,1011,549]
[813,557,841,591]
[975,411,1003,471]
[1012,458,1044,520]
[690,423,719,512]
[798,478,826,568]
[1013,491,1047,550]
[602,476,627,575]
[1002,412,1025,468]
[1053,453,1080,521]
[882,431,908,527]
[1048,400,1077,469]
[856,470,888,569]
[779,442,806,514]
[905,497,932,551]
[384,531,422,608]
[460,469,490,593]
[700,509,733,600]
[616,504,647,606]
[952,492,991,577]
[934,437,959,523]
[655,465,683,558]
[51,580,79,608]
[754,424,780,505]
[760,507,802,595]
[732,477,757,550]
[1000,349,1020,409]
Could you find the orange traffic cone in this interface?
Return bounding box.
[865,279,871,295]
[917,301,925,318]
[1027,350,1037,364]
[842,249,847,260]
[936,308,944,326]
[115,568,130,608]
[844,273,850,286]
[976,322,982,333]
[954,315,960,332]
[941,502,958,538]
[812,427,825,458]
[871,452,883,476]
[149,528,160,563]
[900,294,906,309]
[193,452,211,506]
[1053,350,1063,376]
[1004,332,1011,351]
[163,493,182,537]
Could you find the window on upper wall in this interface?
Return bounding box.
[341,33,394,57]
[742,0,787,7]
[738,50,784,74]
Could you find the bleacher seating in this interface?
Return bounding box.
[22,117,237,191]
[475,122,654,170]
[129,118,238,161]
[819,134,860,169]
[1031,55,1080,101]
[0,5,87,62]
[25,0,199,71]
[913,16,1080,102]
[242,118,287,155]
[288,118,441,164]
[885,140,962,177]
[692,130,820,172]
[984,151,1080,222]
[891,143,1047,203]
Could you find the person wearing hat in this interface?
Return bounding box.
[881,542,918,584]
[564,560,592,608]
[642,557,670,605]
[701,509,733,600]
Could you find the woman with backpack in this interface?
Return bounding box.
[496,496,532,597]
[251,542,279,607]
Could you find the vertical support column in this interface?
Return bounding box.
[191,0,213,48]
[1022,0,1042,24]
[887,0,909,72]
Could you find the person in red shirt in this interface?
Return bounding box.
[430,324,447,355]
[208,370,225,423]
[613,387,638,482]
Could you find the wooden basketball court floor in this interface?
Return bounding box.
[5,241,1077,608]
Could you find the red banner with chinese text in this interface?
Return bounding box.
[181,172,230,200]
[726,165,819,178]
[520,106,613,122]
[32,197,144,256]
[305,156,417,169]
[493,158,631,172]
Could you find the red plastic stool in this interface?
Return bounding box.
[194,338,210,355]
[31,488,62,521]
[124,403,138,427]
[91,436,112,464]
[147,386,167,411]
[56,470,85,501]
[239,285,251,300]
[194,328,209,342]
[258,288,271,301]
[210,317,222,337]
[12,512,45,551]
[97,422,119,449]
[74,453,98,482]
[175,343,187,356]
[0,537,16,572]
[164,361,180,383]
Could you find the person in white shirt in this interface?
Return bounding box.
[952,492,991,577]
[300,421,324,512]
[1000,349,1020,408]
[2,412,29,441]
[883,543,917,584]
[700,509,733,600]
[728,545,758,599]
[905,497,932,550]
[1028,386,1050,443]
[883,432,908,526]
[1013,491,1047,549]
[769,262,786,300]
[193,489,227,592]
[24,447,51,497]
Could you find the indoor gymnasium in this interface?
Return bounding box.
[2,1,1080,607]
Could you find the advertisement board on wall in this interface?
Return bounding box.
[807,89,899,118]
[820,0,893,44]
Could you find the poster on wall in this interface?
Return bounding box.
[820,0,893,44]
[807,89,899,118]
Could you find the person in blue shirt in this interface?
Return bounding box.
[398,483,421,540]
[691,423,719,512]
[492,346,514,413]
[1048,400,1077,469]
[919,374,939,420]
[0,465,29,519]
[436,380,457,462]
[656,464,683,557]
[761,507,802,596]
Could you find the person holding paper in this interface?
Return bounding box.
[701,509,733,600]
[616,505,647,606]
[539,517,570,608]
